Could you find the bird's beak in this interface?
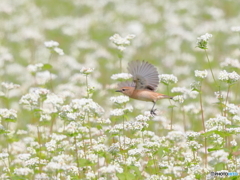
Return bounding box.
[115,90,122,92]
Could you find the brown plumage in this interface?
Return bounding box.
[115,61,172,115]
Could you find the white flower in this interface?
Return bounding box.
[231,26,240,32]
[0,153,9,159]
[230,140,237,146]
[44,40,59,48]
[27,63,43,74]
[36,71,56,85]
[0,108,17,121]
[110,95,129,104]
[218,70,240,84]
[70,98,104,116]
[109,34,135,46]
[111,73,132,80]
[211,150,229,163]
[80,67,94,75]
[53,47,64,55]
[187,141,202,150]
[110,108,124,116]
[109,33,135,51]
[14,167,33,176]
[135,114,150,121]
[173,95,184,103]
[159,74,178,85]
[224,103,240,115]
[220,58,240,68]
[1,82,20,90]
[196,33,212,49]
[194,70,208,79]
[98,164,123,174]
[206,115,231,131]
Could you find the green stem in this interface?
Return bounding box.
[167,85,173,130]
[204,50,216,85]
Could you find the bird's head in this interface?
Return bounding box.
[115,81,136,97]
[115,86,134,96]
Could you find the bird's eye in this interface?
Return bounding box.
[122,89,126,91]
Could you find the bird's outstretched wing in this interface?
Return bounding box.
[117,81,136,89]
[127,61,159,91]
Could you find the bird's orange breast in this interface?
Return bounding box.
[130,90,157,102]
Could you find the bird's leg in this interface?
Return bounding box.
[150,102,157,115]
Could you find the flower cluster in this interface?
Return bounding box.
[196,33,212,49]
[194,70,208,79]
[44,40,64,55]
[111,73,132,80]
[218,70,240,84]
[109,34,135,51]
[159,74,178,85]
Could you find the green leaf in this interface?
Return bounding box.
[42,63,52,70]
[201,130,232,137]
[208,148,222,152]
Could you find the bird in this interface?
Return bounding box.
[115,60,173,115]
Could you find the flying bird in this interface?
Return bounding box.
[115,60,173,115]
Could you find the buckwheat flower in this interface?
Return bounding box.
[40,113,51,122]
[46,140,56,152]
[224,103,240,115]
[98,164,123,174]
[211,150,229,163]
[173,95,184,103]
[36,71,56,85]
[44,40,59,48]
[80,67,94,75]
[86,171,96,179]
[0,108,17,122]
[218,70,240,84]
[220,58,240,68]
[109,33,135,51]
[27,63,43,74]
[194,70,208,79]
[214,91,223,99]
[19,93,39,107]
[26,157,41,167]
[230,140,237,146]
[14,167,33,176]
[111,73,132,80]
[196,33,212,49]
[1,82,20,90]
[32,88,50,97]
[70,98,104,116]
[110,108,124,116]
[126,121,149,131]
[34,173,49,180]
[51,133,67,141]
[45,93,64,109]
[123,105,133,113]
[44,162,61,171]
[17,153,31,161]
[128,148,144,156]
[187,141,202,151]
[159,74,178,85]
[231,26,240,32]
[92,144,108,153]
[205,115,231,131]
[0,153,9,159]
[135,114,150,121]
[167,131,186,142]
[186,131,200,140]
[110,95,129,104]
[233,115,240,123]
[171,87,188,94]
[53,47,64,55]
